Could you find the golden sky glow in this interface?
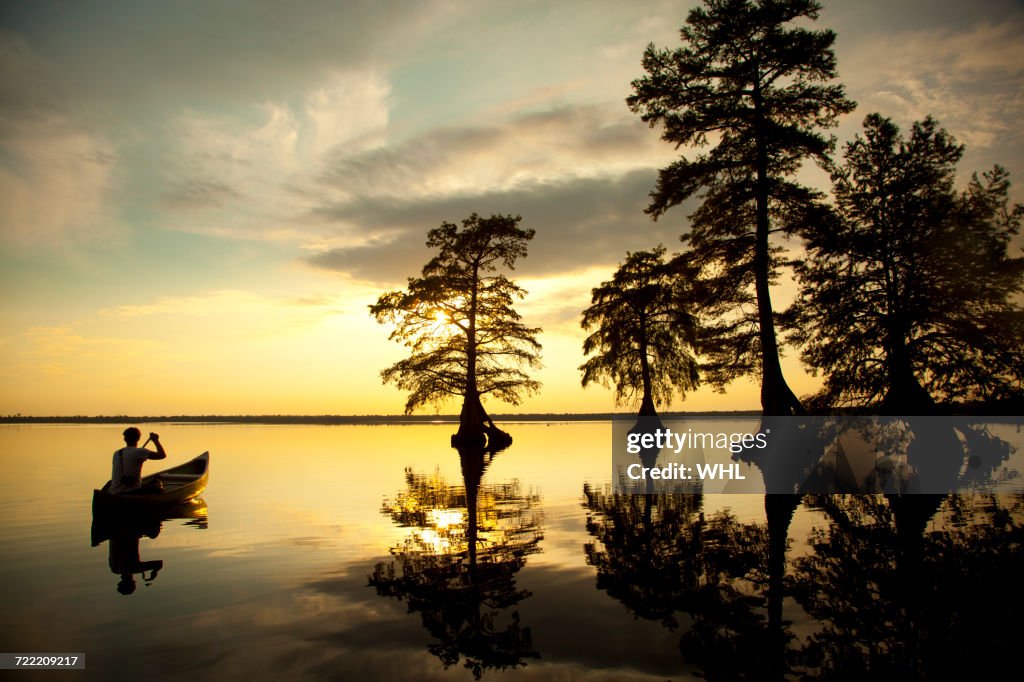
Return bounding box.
[1,1,1022,415]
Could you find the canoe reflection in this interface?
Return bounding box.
[369,447,543,679]
[90,499,208,596]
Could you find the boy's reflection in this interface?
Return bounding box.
[91,500,207,596]
[108,517,164,595]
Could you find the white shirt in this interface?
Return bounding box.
[110,447,157,494]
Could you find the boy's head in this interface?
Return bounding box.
[122,427,141,446]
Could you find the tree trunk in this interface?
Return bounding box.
[456,261,487,448]
[881,324,934,415]
[455,391,487,449]
[638,316,657,417]
[752,81,803,417]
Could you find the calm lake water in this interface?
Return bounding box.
[0,422,1020,681]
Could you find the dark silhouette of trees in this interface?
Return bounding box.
[583,488,800,680]
[579,246,701,417]
[370,214,541,447]
[369,449,543,678]
[584,487,1023,679]
[788,114,1024,412]
[627,0,855,416]
[791,493,1024,678]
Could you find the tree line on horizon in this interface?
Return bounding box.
[371,0,1024,448]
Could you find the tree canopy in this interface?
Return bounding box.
[627,0,855,415]
[579,246,700,416]
[370,213,541,442]
[788,114,1024,410]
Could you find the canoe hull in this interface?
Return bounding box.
[93,451,209,514]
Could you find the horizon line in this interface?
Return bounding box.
[0,411,764,424]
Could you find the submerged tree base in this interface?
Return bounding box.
[452,393,513,452]
[451,424,513,452]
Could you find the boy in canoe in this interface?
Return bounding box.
[111,427,167,494]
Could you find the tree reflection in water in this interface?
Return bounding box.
[792,493,1024,679]
[583,487,796,680]
[369,448,543,678]
[584,488,1022,680]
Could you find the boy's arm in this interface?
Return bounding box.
[149,433,167,460]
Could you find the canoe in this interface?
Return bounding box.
[93,451,209,514]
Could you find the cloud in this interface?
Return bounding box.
[99,289,347,320]
[162,180,242,209]
[161,98,682,280]
[840,19,1024,151]
[157,70,392,238]
[518,268,615,335]
[0,2,426,251]
[306,167,691,284]
[15,324,165,376]
[0,35,119,248]
[294,103,684,285]
[316,103,672,202]
[0,114,118,248]
[0,1,453,115]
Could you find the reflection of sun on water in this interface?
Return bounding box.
[418,529,446,554]
[416,508,468,555]
[381,468,543,560]
[430,508,464,529]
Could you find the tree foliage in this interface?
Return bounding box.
[370,214,542,417]
[627,0,855,415]
[789,114,1024,410]
[579,246,700,416]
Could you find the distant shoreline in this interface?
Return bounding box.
[0,412,766,425]
[1,406,1020,425]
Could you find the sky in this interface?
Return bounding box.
[1,0,1022,416]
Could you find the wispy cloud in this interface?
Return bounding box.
[315,103,673,202]
[18,324,165,375]
[162,180,242,209]
[842,19,1024,150]
[99,289,347,321]
[305,168,689,285]
[160,96,681,284]
[156,71,392,240]
[0,35,119,248]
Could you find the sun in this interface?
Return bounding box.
[425,308,459,337]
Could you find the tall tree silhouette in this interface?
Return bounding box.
[789,115,1024,411]
[627,0,854,415]
[370,214,541,447]
[579,246,700,417]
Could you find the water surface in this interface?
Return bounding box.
[0,423,1018,680]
